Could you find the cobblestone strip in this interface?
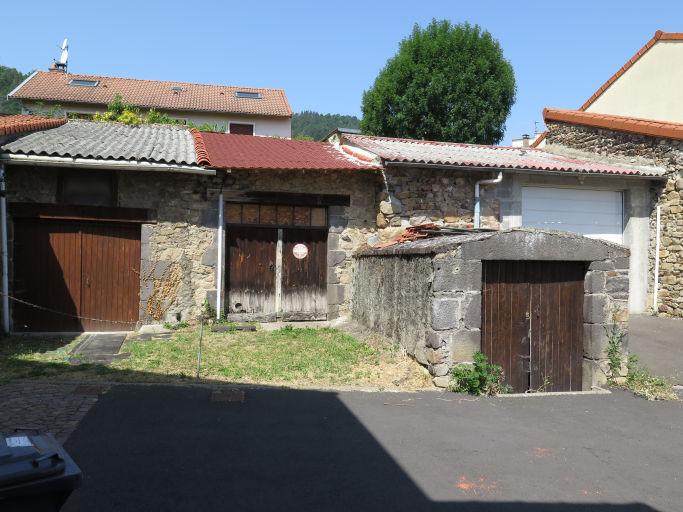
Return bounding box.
[0,381,108,443]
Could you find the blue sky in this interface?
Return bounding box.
[2,1,682,143]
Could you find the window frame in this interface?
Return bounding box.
[68,79,99,87]
[228,122,255,136]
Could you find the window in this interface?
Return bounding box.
[59,171,116,207]
[225,203,327,228]
[68,79,99,87]
[235,91,262,99]
[229,123,254,136]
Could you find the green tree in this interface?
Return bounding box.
[360,20,516,144]
[292,111,360,140]
[0,65,29,114]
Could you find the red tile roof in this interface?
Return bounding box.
[341,133,663,177]
[201,133,382,171]
[580,31,683,111]
[10,71,292,118]
[532,30,683,148]
[543,108,683,141]
[0,114,66,137]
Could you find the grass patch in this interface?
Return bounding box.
[621,354,678,401]
[0,326,432,389]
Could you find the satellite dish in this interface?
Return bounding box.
[58,38,69,66]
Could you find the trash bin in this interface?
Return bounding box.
[0,430,82,512]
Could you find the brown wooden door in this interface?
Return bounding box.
[80,223,141,331]
[281,229,327,320]
[12,219,141,332]
[226,227,277,317]
[482,261,585,392]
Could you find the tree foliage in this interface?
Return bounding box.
[292,111,360,140]
[361,20,516,144]
[0,65,29,115]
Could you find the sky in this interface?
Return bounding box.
[2,0,682,144]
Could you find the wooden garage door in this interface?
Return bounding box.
[226,227,278,317]
[481,261,585,392]
[12,219,141,332]
[282,229,327,320]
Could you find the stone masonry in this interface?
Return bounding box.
[353,229,630,389]
[545,121,683,317]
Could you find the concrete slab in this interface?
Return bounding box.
[69,333,128,364]
[629,314,683,384]
[62,385,683,511]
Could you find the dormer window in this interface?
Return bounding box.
[235,91,262,99]
[170,86,184,93]
[68,79,99,87]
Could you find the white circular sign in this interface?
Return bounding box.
[293,243,308,259]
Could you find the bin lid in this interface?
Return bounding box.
[0,433,81,496]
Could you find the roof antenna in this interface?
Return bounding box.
[52,38,68,73]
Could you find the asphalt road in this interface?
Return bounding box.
[629,315,683,384]
[63,385,682,512]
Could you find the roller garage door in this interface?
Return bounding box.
[521,187,623,243]
[12,219,141,332]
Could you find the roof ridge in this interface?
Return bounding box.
[190,128,211,166]
[32,70,287,93]
[347,133,533,151]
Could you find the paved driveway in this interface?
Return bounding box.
[629,315,683,384]
[62,385,682,512]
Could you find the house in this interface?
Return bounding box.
[1,115,660,334]
[8,69,292,137]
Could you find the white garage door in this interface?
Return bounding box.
[522,187,623,243]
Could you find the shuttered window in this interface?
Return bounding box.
[225,203,326,228]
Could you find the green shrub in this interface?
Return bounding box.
[448,351,511,396]
[162,321,190,331]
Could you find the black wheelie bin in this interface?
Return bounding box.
[0,431,82,511]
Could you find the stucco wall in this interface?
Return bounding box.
[585,40,683,123]
[22,101,292,138]
[545,121,683,317]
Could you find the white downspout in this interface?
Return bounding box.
[0,163,9,333]
[474,172,503,229]
[216,192,224,320]
[653,204,661,312]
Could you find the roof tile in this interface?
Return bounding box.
[544,108,683,141]
[342,133,663,177]
[201,133,381,171]
[10,71,292,118]
[0,115,66,136]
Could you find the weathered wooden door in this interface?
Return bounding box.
[281,229,328,320]
[12,219,141,332]
[226,227,278,318]
[481,261,585,392]
[80,223,141,331]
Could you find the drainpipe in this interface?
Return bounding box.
[0,163,9,333]
[474,172,503,229]
[215,192,224,320]
[653,204,661,312]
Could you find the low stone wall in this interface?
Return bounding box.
[353,229,630,389]
[545,121,683,317]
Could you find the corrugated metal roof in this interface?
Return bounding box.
[10,71,292,118]
[1,120,199,166]
[341,133,665,177]
[201,132,381,171]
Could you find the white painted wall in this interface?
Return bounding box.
[586,40,683,123]
[499,172,653,314]
[22,101,292,138]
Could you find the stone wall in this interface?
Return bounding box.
[545,121,683,317]
[353,229,630,390]
[5,165,379,324]
[375,167,502,238]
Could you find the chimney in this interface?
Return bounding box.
[521,134,530,147]
[49,62,66,73]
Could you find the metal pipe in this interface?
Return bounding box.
[0,163,9,333]
[216,192,224,320]
[473,172,503,229]
[653,204,661,312]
